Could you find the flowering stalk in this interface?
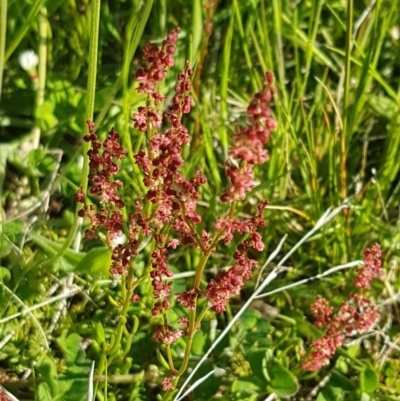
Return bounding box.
[302,244,382,371]
[76,28,277,395]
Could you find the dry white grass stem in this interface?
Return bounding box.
[0,286,81,325]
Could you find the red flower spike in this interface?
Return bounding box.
[355,243,382,289]
[134,28,180,105]
[80,29,278,382]
[302,245,382,372]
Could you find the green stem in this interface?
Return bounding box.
[341,0,353,200]
[29,0,101,272]
[4,0,45,63]
[165,344,176,373]
[165,233,226,398]
[32,6,47,149]
[121,0,154,193]
[97,264,138,376]
[0,0,7,102]
[108,273,134,357]
[232,0,257,92]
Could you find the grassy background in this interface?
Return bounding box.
[0,0,399,400]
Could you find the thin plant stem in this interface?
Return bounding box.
[29,0,101,272]
[341,0,353,200]
[0,0,7,102]
[31,7,47,149]
[255,260,363,300]
[4,0,45,62]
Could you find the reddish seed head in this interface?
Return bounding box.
[167,45,175,54]
[220,193,230,202]
[75,189,85,203]
[266,70,274,83]
[165,55,175,67]
[153,70,165,81]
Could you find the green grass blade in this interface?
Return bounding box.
[4,0,47,62]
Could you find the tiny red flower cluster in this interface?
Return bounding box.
[0,389,11,401]
[76,122,125,240]
[76,122,154,276]
[162,376,175,391]
[221,71,277,201]
[204,200,269,313]
[302,245,382,371]
[355,243,382,289]
[134,27,180,104]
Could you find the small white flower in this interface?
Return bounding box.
[77,155,84,169]
[19,50,39,71]
[111,233,126,249]
[390,26,400,40]
[214,368,226,377]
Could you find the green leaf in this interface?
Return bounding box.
[37,356,59,397]
[335,356,349,374]
[36,100,59,130]
[29,232,84,268]
[192,330,207,356]
[245,319,271,347]
[316,386,344,401]
[38,382,53,401]
[0,144,13,195]
[266,360,298,397]
[247,349,268,384]
[239,308,262,331]
[361,366,379,393]
[191,0,203,63]
[74,247,111,276]
[360,392,372,401]
[192,361,223,400]
[58,333,82,365]
[93,321,106,347]
[347,344,360,358]
[231,376,265,395]
[330,370,357,391]
[368,95,397,120]
[62,378,88,401]
[0,267,11,283]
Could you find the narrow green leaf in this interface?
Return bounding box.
[94,321,106,346]
[191,0,203,63]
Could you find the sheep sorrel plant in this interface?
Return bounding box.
[302,244,382,372]
[76,28,277,398]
